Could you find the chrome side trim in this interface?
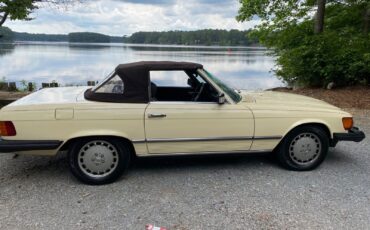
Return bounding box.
[138,149,273,157]
[132,136,282,143]
[146,136,254,143]
[253,136,282,140]
[132,139,146,143]
[149,101,220,105]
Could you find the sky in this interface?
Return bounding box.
[5,0,259,36]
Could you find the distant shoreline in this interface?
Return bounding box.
[0,28,259,47]
[1,41,266,49]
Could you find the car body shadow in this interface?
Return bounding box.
[326,148,357,165]
[0,148,356,185]
[131,152,277,171]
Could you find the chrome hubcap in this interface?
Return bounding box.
[78,140,119,178]
[289,133,321,165]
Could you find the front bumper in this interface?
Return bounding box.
[0,139,62,153]
[331,127,366,146]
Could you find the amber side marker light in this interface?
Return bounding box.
[0,121,16,136]
[342,117,353,130]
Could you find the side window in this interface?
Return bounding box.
[95,74,124,94]
[150,71,189,87]
[149,70,218,103]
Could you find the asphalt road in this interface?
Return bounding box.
[0,111,369,230]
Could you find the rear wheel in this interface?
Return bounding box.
[277,126,329,171]
[68,137,131,185]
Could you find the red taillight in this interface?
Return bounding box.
[0,121,16,136]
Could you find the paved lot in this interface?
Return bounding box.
[0,111,369,230]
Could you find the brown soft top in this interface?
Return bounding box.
[85,61,203,103]
[115,61,203,74]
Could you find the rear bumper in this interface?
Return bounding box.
[0,139,62,153]
[331,127,366,146]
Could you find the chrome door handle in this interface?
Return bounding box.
[148,113,167,118]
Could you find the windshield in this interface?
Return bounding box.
[91,71,115,91]
[204,70,242,103]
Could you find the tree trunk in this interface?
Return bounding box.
[0,12,9,27]
[365,7,370,34]
[314,0,326,34]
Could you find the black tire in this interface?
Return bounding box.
[68,137,131,185]
[277,126,329,171]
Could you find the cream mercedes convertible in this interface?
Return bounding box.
[0,61,365,184]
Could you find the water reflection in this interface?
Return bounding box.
[0,42,283,90]
[0,43,15,56]
[68,43,113,50]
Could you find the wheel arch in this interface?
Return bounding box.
[274,120,332,151]
[284,120,332,138]
[59,135,137,157]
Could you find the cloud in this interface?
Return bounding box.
[5,0,259,36]
[113,0,174,4]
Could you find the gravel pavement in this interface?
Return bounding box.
[0,110,369,230]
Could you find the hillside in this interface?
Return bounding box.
[0,27,14,41]
[68,32,110,43]
[125,29,257,46]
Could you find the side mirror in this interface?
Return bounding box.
[218,93,226,104]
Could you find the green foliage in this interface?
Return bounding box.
[68,32,111,43]
[0,0,37,26]
[274,29,370,86]
[238,0,370,87]
[237,0,314,32]
[0,0,37,19]
[126,29,258,46]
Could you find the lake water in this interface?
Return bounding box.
[0,42,283,90]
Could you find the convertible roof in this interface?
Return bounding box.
[85,61,203,103]
[115,61,203,74]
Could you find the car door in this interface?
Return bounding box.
[144,102,254,154]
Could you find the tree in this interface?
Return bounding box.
[237,0,370,87]
[0,0,36,26]
[315,0,326,34]
[365,7,370,34]
[0,0,80,27]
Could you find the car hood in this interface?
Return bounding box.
[3,86,90,110]
[240,90,347,113]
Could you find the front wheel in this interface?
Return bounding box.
[277,126,329,171]
[68,137,131,185]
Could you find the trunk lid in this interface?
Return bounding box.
[4,86,89,109]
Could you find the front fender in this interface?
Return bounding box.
[283,119,334,139]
